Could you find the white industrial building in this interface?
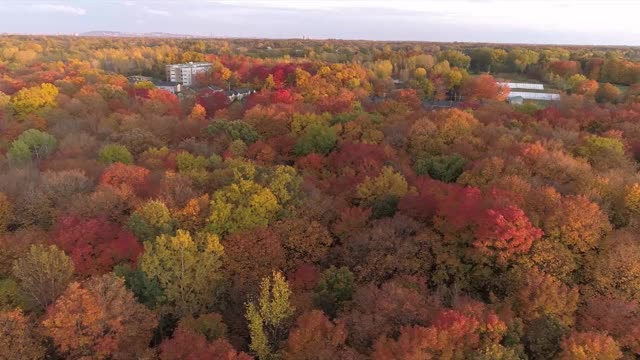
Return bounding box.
[498,82,560,102]
[498,82,545,90]
[508,91,560,101]
[166,62,212,86]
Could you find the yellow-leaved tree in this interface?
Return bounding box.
[12,244,74,311]
[207,180,281,236]
[141,230,224,316]
[9,83,58,118]
[0,193,13,233]
[127,200,176,242]
[625,183,640,215]
[265,165,303,210]
[189,103,207,121]
[356,166,409,204]
[246,271,295,360]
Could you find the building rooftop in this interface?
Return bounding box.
[153,80,181,87]
[166,62,212,68]
[508,92,560,101]
[127,75,153,83]
[190,85,224,92]
[497,82,545,90]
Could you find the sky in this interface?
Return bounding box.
[1,0,640,45]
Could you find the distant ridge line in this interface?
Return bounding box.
[80,31,197,38]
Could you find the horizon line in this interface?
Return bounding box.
[2,32,639,48]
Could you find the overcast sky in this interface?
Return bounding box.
[1,0,639,45]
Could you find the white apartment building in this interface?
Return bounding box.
[166,62,212,86]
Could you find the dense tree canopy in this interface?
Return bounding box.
[0,35,639,359]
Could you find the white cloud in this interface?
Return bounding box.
[31,3,86,15]
[144,6,169,16]
[122,1,136,7]
[207,0,640,35]
[211,0,345,11]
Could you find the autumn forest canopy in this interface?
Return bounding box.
[1,36,640,359]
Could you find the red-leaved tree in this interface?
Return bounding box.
[159,327,252,360]
[99,163,151,196]
[461,74,509,101]
[52,215,142,275]
[473,205,544,263]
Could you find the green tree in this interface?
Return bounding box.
[566,74,587,93]
[508,48,540,73]
[356,166,409,204]
[371,195,401,219]
[414,153,467,183]
[575,135,626,169]
[524,315,567,360]
[176,151,209,173]
[6,141,31,164]
[114,265,165,309]
[12,244,74,310]
[141,230,224,316]
[8,129,57,164]
[293,124,337,156]
[133,80,155,89]
[470,47,495,72]
[291,113,332,135]
[212,158,257,185]
[0,279,28,311]
[98,144,133,164]
[313,266,355,317]
[175,151,210,186]
[228,139,248,157]
[595,83,621,103]
[207,180,281,236]
[264,165,303,210]
[208,120,259,144]
[246,271,295,360]
[127,200,176,242]
[439,50,471,69]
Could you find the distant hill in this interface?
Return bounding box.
[81,31,196,38]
